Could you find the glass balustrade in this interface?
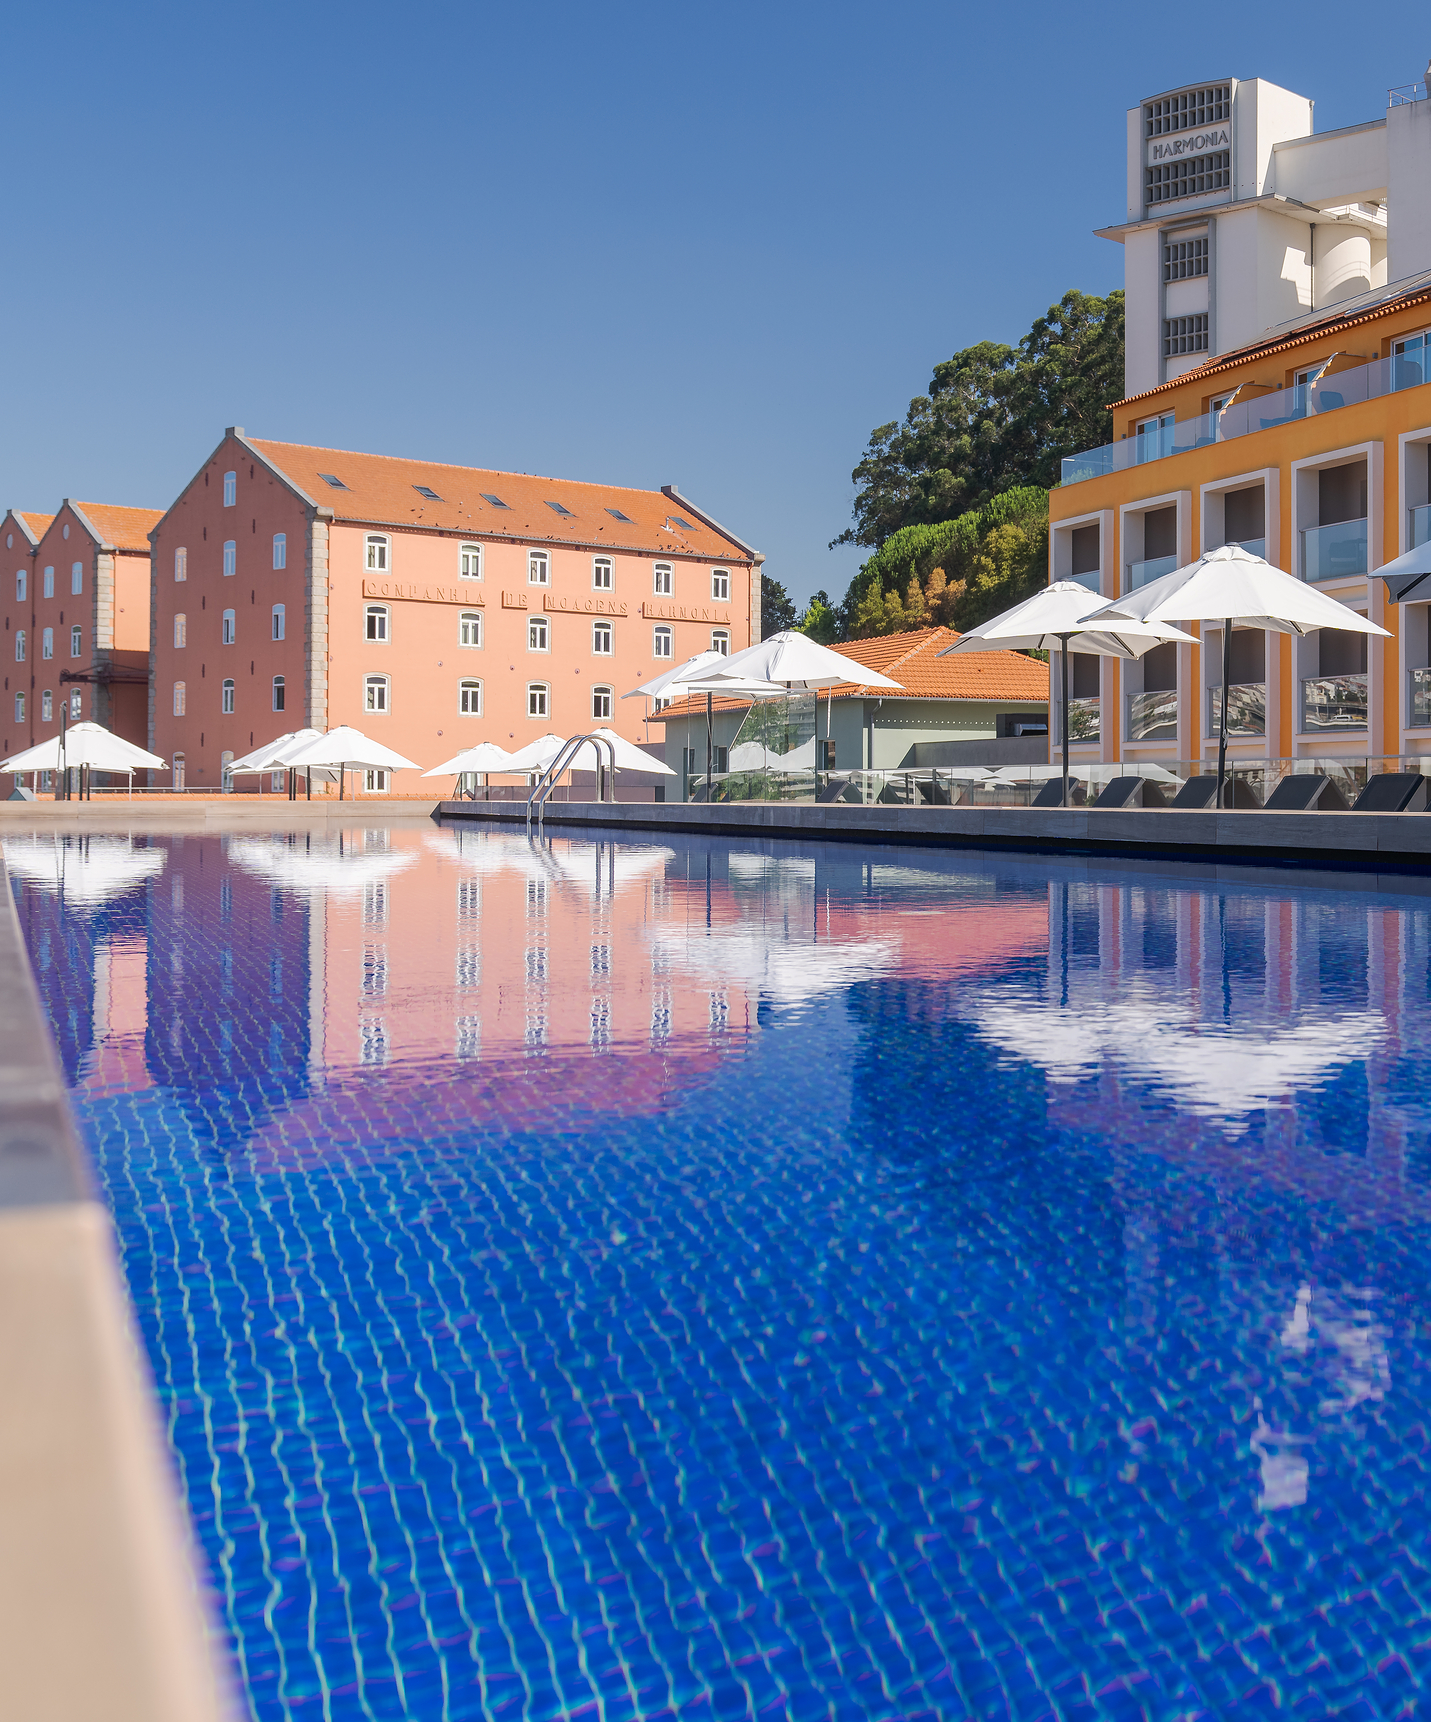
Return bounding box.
[1069,569,1101,593]
[1411,665,1431,726]
[1061,352,1426,486]
[1301,518,1368,581]
[1126,554,1178,590]
[1127,688,1178,741]
[1301,673,1369,732]
[1226,537,1266,560]
[1066,696,1100,742]
[1207,682,1267,737]
[1411,504,1431,548]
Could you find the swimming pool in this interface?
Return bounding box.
[10,823,1431,1720]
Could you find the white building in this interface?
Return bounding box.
[1102,70,1431,397]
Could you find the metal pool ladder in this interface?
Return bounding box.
[526,733,618,835]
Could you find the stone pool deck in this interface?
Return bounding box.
[436,798,1431,873]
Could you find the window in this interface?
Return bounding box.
[606,507,633,523]
[527,681,549,717]
[69,690,81,720]
[528,550,549,586]
[319,473,348,489]
[545,499,574,516]
[174,547,187,582]
[41,691,52,722]
[711,629,730,654]
[221,678,235,713]
[272,533,286,570]
[459,678,483,715]
[461,543,482,579]
[222,540,236,576]
[653,625,673,659]
[1146,151,1230,206]
[173,681,186,716]
[1144,84,1231,136]
[272,603,285,641]
[42,566,54,598]
[223,470,236,506]
[365,604,389,642]
[174,613,187,648]
[71,562,82,595]
[15,570,25,601]
[1164,314,1208,358]
[528,615,549,652]
[653,562,673,595]
[1163,236,1208,281]
[41,627,53,659]
[13,693,22,722]
[70,626,81,658]
[272,675,285,712]
[222,608,236,644]
[592,556,613,590]
[711,568,730,601]
[1392,330,1431,390]
[459,610,482,647]
[592,620,613,655]
[365,535,389,571]
[365,769,389,791]
[413,484,441,501]
[365,674,389,713]
[481,493,509,509]
[14,630,23,662]
[172,752,185,791]
[592,684,613,719]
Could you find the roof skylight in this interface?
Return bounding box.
[669,516,695,531]
[545,500,575,517]
[413,485,442,501]
[319,474,348,489]
[605,507,633,522]
[481,493,510,509]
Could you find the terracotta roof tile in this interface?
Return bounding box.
[247,438,754,563]
[16,512,54,540]
[71,502,164,552]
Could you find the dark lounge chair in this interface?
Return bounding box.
[1350,771,1429,812]
[1170,775,1263,809]
[816,776,853,804]
[917,773,953,806]
[1093,776,1153,809]
[1032,777,1087,808]
[1263,773,1349,812]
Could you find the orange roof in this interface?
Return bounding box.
[652,627,1047,718]
[246,437,755,563]
[15,512,54,541]
[70,502,164,552]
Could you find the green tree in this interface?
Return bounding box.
[798,591,838,644]
[760,573,798,637]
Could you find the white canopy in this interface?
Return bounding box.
[686,629,904,692]
[0,721,165,775]
[938,581,1197,658]
[503,733,567,772]
[623,651,728,701]
[421,741,518,779]
[1087,544,1392,638]
[226,729,323,772]
[1377,539,1431,604]
[282,726,420,773]
[503,731,674,775]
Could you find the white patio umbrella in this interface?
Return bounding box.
[422,742,517,778]
[1376,539,1431,604]
[626,652,787,796]
[504,733,567,773]
[1,720,166,799]
[282,726,420,800]
[1088,544,1391,807]
[225,728,338,795]
[938,582,1197,807]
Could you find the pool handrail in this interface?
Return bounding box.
[526,732,619,834]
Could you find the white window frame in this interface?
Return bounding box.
[221,677,235,714]
[41,690,52,722]
[69,690,82,720]
[272,675,285,713]
[528,549,549,586]
[592,556,613,591]
[711,568,730,601]
[12,693,22,722]
[459,610,482,648]
[364,673,390,714]
[460,543,482,579]
[710,629,730,655]
[527,681,549,718]
[42,566,54,598]
[592,684,613,720]
[364,769,389,791]
[41,627,53,660]
[365,534,390,572]
[653,625,673,659]
[174,613,187,648]
[13,630,23,662]
[174,547,187,583]
[222,540,236,577]
[528,615,550,652]
[15,570,25,601]
[592,619,613,655]
[272,533,286,570]
[365,603,390,642]
[223,470,236,507]
[173,681,186,716]
[71,562,83,595]
[272,603,285,641]
[70,625,82,658]
[459,678,483,715]
[172,752,185,791]
[221,608,236,645]
[653,562,673,596]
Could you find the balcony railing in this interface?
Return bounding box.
[1127,553,1178,590]
[1070,569,1101,593]
[1301,518,1368,582]
[1208,681,1267,737]
[1412,504,1431,548]
[1061,352,1426,486]
[1128,688,1178,741]
[1411,665,1431,726]
[1067,696,1100,742]
[1226,536,1266,560]
[1301,673,1369,732]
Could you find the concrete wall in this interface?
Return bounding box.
[1387,97,1431,281]
[1270,121,1387,206]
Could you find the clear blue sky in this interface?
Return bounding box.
[4,2,1425,608]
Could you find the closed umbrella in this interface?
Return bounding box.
[282,726,420,800]
[1089,544,1391,807]
[939,582,1196,808]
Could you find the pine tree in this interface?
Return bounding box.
[903,577,929,629]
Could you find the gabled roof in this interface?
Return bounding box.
[66,502,164,552]
[6,511,55,545]
[244,436,755,562]
[652,626,1048,718]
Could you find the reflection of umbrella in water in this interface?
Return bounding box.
[2,834,166,904]
[427,828,671,887]
[227,835,417,896]
[650,923,899,1004]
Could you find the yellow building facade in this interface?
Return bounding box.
[1050,276,1431,769]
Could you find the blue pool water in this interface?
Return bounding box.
[11,824,1431,1720]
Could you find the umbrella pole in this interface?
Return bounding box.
[340,763,345,801]
[1060,634,1071,809]
[306,768,311,801]
[706,692,713,799]
[1217,616,1232,809]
